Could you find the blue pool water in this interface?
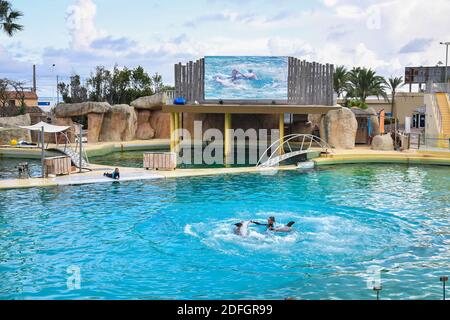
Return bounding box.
[0,164,449,300]
[204,56,288,100]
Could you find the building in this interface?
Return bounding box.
[339,92,426,128]
[4,90,38,108]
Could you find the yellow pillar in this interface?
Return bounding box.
[174,112,182,151]
[169,112,175,152]
[224,113,232,164]
[279,113,285,155]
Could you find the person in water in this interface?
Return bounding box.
[230,69,257,81]
[251,216,276,230]
[242,69,257,80]
[104,168,120,180]
[231,69,243,81]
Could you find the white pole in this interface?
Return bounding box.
[41,126,45,178]
[445,44,448,84]
[79,124,83,173]
[405,117,411,134]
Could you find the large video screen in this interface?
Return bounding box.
[204,56,288,100]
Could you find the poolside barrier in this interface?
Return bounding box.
[44,156,72,177]
[144,152,177,171]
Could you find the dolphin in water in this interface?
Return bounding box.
[273,221,296,233]
[234,221,251,237]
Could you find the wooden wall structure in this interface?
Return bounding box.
[174,57,334,106]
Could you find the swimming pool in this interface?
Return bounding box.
[90,147,302,169]
[0,164,449,300]
[0,158,42,180]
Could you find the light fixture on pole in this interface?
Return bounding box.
[373,286,382,300]
[440,42,450,84]
[440,276,448,301]
[51,64,56,107]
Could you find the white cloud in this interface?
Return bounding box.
[322,0,339,7]
[1,0,450,97]
[66,0,105,50]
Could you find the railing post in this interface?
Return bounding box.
[41,126,45,178]
[279,114,285,155]
[79,124,83,173]
[407,133,411,150]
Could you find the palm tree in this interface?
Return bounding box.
[0,0,23,37]
[385,76,404,119]
[347,67,387,103]
[333,65,349,98]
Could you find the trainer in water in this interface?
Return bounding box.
[251,216,276,230]
[251,217,296,233]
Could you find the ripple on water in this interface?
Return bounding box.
[0,164,449,299]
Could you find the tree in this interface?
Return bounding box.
[333,65,349,98]
[86,66,112,102]
[0,78,9,107]
[347,67,387,103]
[0,0,23,37]
[9,80,27,114]
[385,76,404,119]
[58,65,168,105]
[152,72,163,94]
[58,75,88,103]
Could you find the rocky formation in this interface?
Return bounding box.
[320,107,358,149]
[54,102,111,117]
[150,111,170,139]
[130,92,167,110]
[53,97,170,142]
[87,113,104,143]
[0,114,32,144]
[371,134,394,151]
[99,105,137,141]
[135,110,155,140]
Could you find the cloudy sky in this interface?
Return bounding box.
[0,0,449,97]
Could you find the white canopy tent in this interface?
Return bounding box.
[18,121,87,177]
[19,121,70,133]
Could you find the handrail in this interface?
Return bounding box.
[54,128,90,168]
[256,134,334,167]
[431,94,443,134]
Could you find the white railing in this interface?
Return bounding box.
[427,82,450,94]
[430,94,443,134]
[164,90,175,105]
[54,130,90,168]
[256,134,333,167]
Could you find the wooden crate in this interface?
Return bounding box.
[144,152,177,171]
[44,156,72,177]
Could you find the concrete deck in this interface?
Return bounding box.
[314,146,450,166]
[1,143,449,191]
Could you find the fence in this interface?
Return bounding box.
[426,82,450,94]
[174,57,334,106]
[287,57,334,106]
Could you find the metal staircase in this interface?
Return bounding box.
[49,131,90,169]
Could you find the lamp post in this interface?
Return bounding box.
[373,286,382,300]
[440,276,448,300]
[440,42,450,84]
[51,64,56,107]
